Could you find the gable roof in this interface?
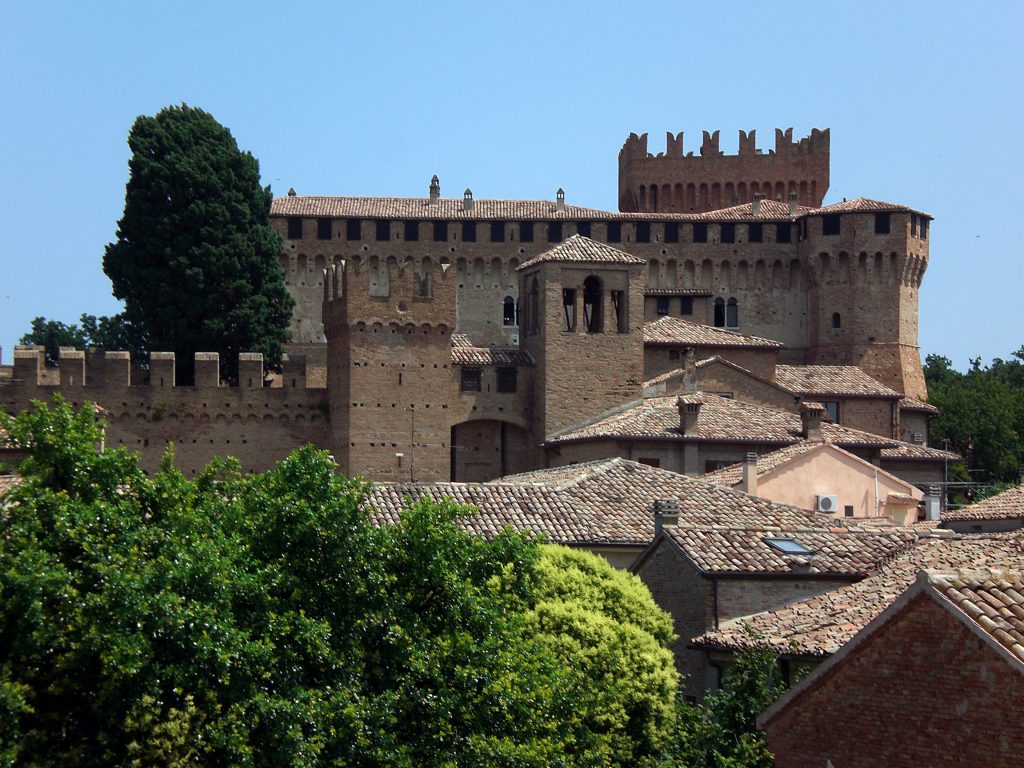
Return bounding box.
[643,317,783,349]
[691,199,811,221]
[271,195,614,221]
[899,395,939,414]
[547,392,958,463]
[694,531,1024,658]
[517,234,646,270]
[702,440,921,498]
[943,483,1024,522]
[773,364,902,398]
[364,458,911,575]
[811,197,932,218]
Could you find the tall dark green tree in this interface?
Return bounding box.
[103,104,293,384]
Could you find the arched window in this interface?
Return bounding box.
[726,298,738,328]
[502,295,516,326]
[583,275,603,333]
[562,288,576,331]
[832,312,841,329]
[713,297,725,327]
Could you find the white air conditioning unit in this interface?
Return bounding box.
[816,494,839,513]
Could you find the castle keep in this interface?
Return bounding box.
[2,129,938,486]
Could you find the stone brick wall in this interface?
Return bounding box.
[618,129,830,213]
[716,577,850,622]
[763,593,1024,768]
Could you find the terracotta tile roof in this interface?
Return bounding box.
[812,196,930,218]
[928,569,1024,661]
[773,365,901,398]
[702,441,826,486]
[643,317,783,349]
[517,235,646,270]
[943,484,1024,522]
[271,195,614,221]
[886,492,919,505]
[899,395,939,414]
[693,531,1024,657]
[692,199,812,221]
[364,458,912,574]
[548,393,957,463]
[450,333,533,367]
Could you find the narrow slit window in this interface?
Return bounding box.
[583,276,602,333]
[726,297,738,328]
[503,296,517,326]
[562,288,576,331]
[611,290,627,332]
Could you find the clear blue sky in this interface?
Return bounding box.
[2,1,1021,372]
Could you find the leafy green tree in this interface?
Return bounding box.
[20,313,141,366]
[103,104,293,385]
[925,351,1024,484]
[660,645,784,768]
[0,398,681,767]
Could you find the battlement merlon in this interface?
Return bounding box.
[618,128,830,160]
[322,256,457,326]
[8,347,315,389]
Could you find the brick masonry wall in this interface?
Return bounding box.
[716,577,850,622]
[764,593,1024,768]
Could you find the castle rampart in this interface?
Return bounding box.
[617,128,830,213]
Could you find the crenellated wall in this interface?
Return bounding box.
[618,128,830,213]
[2,347,329,475]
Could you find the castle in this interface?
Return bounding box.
[2,128,941,486]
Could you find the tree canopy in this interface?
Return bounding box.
[925,348,1024,487]
[102,104,293,384]
[0,398,685,767]
[19,313,140,367]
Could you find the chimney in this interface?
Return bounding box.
[463,188,474,211]
[742,452,758,495]
[751,194,761,218]
[788,190,798,216]
[287,187,296,196]
[677,393,703,435]
[653,498,680,537]
[683,348,697,392]
[925,485,942,521]
[429,175,440,204]
[800,401,825,441]
[556,187,565,212]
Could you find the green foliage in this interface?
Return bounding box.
[0,398,684,767]
[19,314,141,367]
[102,104,293,385]
[526,546,679,766]
[659,645,784,768]
[925,349,1024,484]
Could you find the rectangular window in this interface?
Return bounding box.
[403,220,419,241]
[606,221,622,242]
[433,220,448,241]
[636,221,651,243]
[462,221,477,242]
[576,221,591,237]
[548,222,563,242]
[317,217,332,240]
[920,218,929,240]
[519,221,534,242]
[490,221,505,242]
[874,212,891,234]
[680,296,693,315]
[656,297,670,315]
[720,223,736,243]
[346,218,362,240]
[822,214,841,236]
[375,219,390,241]
[911,215,919,237]
[638,457,661,468]
[460,367,481,392]
[776,222,791,243]
[844,505,855,518]
[693,223,708,243]
[496,367,517,393]
[822,401,840,424]
[664,222,679,243]
[287,217,303,239]
[748,223,763,243]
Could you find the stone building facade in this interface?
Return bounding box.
[1,129,936,483]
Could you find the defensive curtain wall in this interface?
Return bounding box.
[3,347,330,475]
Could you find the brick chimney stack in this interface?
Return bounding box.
[677,394,703,435]
[653,498,680,537]
[463,188,473,211]
[742,452,759,495]
[429,175,440,204]
[800,401,825,441]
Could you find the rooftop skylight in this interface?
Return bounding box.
[764,537,815,556]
